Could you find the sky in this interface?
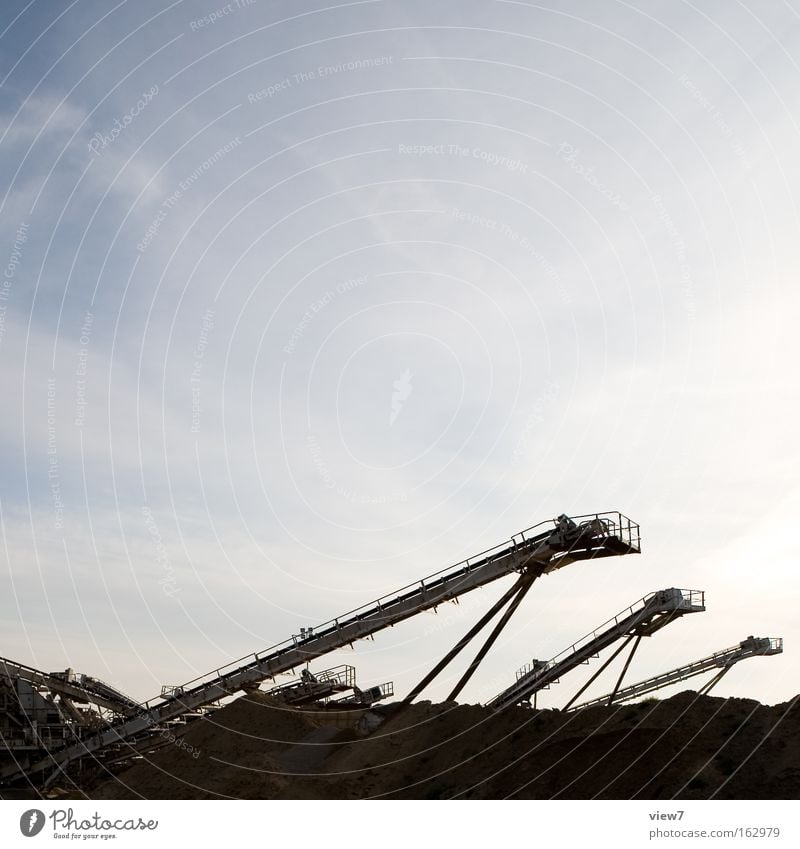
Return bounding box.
[0,0,798,711]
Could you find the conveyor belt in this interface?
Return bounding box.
[488,587,704,710]
[570,636,782,709]
[1,510,639,785]
[0,657,139,716]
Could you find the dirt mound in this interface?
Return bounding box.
[93,692,357,799]
[89,691,800,799]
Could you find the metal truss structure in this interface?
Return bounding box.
[488,588,706,711]
[0,511,639,787]
[569,636,783,710]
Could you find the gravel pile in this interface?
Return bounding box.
[88,690,800,799]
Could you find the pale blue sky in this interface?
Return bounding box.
[1,0,798,708]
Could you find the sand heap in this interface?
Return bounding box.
[88,690,799,799]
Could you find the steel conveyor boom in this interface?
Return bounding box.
[570,636,783,710]
[488,587,704,710]
[1,511,638,784]
[0,657,139,716]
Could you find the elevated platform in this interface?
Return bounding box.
[265,665,393,707]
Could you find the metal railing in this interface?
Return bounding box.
[130,511,639,714]
[570,635,783,710]
[3,512,640,725]
[80,676,140,710]
[1,509,645,786]
[515,587,702,683]
[266,664,356,694]
[1,657,138,714]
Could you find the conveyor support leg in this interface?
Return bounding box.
[562,635,635,711]
[446,574,536,702]
[403,575,531,704]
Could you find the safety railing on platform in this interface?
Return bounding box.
[133,511,638,714]
[124,515,554,713]
[10,512,638,725]
[515,587,702,683]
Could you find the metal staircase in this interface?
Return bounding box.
[0,510,639,786]
[488,588,705,710]
[570,636,783,709]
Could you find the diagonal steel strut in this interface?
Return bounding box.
[446,573,536,702]
[403,574,532,704]
[562,634,636,711]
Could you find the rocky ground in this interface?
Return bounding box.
[61,690,800,799]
